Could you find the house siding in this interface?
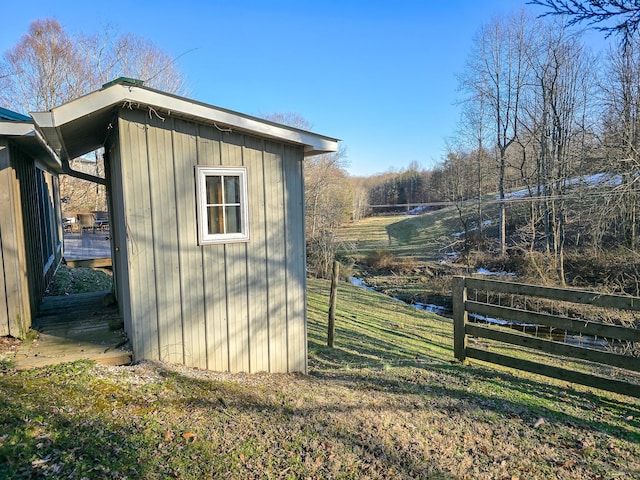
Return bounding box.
[0,139,30,337]
[114,108,307,373]
[0,139,62,338]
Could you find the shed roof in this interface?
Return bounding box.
[31,80,339,165]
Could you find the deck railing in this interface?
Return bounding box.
[452,276,640,397]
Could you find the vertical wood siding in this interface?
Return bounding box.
[283,145,308,372]
[116,109,307,373]
[105,131,134,338]
[0,140,30,337]
[198,124,229,372]
[264,142,288,372]
[173,120,206,369]
[0,140,61,337]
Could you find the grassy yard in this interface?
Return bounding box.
[338,209,462,263]
[1,278,638,479]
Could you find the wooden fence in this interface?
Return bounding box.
[452,276,640,398]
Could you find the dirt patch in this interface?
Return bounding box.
[0,336,22,357]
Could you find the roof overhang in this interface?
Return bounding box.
[31,82,339,162]
[0,120,63,172]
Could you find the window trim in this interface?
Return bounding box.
[196,166,250,245]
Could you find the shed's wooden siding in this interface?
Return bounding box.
[111,108,307,373]
[0,140,62,338]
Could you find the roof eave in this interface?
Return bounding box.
[31,84,339,160]
[0,121,34,137]
[0,120,63,172]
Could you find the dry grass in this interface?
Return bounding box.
[1,278,639,479]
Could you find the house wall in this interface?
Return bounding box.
[14,150,63,309]
[109,108,307,373]
[0,139,31,337]
[0,139,61,337]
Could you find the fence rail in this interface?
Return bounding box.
[452,276,640,398]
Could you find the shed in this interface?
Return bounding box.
[32,80,339,373]
[0,108,63,337]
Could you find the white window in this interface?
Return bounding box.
[196,166,249,244]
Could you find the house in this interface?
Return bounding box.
[30,78,339,373]
[0,108,63,338]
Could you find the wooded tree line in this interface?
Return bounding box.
[332,10,640,287]
[451,9,640,285]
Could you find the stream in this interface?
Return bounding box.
[349,276,452,316]
[349,276,616,351]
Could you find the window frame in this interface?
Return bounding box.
[196,166,250,245]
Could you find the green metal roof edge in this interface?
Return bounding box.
[101,77,145,89]
[0,106,31,122]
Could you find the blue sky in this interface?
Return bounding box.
[2,0,578,176]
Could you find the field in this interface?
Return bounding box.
[338,210,469,309]
[1,278,639,479]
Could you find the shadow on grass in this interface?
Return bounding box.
[0,363,150,479]
[308,360,640,444]
[151,363,459,479]
[2,356,637,480]
[151,360,640,478]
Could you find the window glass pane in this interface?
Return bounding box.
[225,206,242,233]
[224,176,241,204]
[206,176,223,204]
[207,206,224,234]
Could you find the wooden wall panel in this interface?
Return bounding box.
[173,119,207,369]
[264,141,288,372]
[13,149,41,315]
[147,115,183,364]
[119,110,159,361]
[0,139,15,336]
[105,130,134,336]
[198,124,229,372]
[283,145,307,373]
[220,132,249,373]
[117,109,307,373]
[0,140,30,337]
[243,136,270,372]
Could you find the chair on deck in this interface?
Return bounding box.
[77,213,96,233]
[93,211,110,230]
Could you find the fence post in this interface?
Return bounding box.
[452,276,468,362]
[327,260,339,348]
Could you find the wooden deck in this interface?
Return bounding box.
[12,291,132,369]
[63,229,112,267]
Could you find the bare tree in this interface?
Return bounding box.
[530,0,640,42]
[438,150,478,263]
[600,37,640,250]
[0,18,187,114]
[0,19,91,111]
[458,94,493,239]
[347,176,371,222]
[258,112,313,131]
[0,18,188,212]
[304,147,352,277]
[460,10,534,255]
